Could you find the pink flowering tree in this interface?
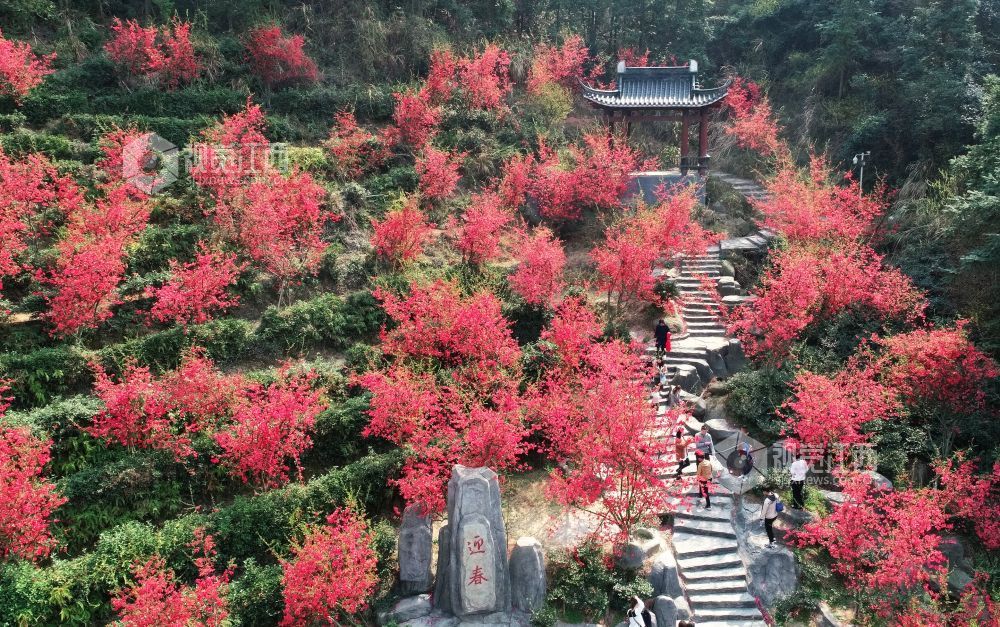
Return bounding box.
[0,29,55,102]
[245,26,319,88]
[280,508,378,626]
[145,245,244,326]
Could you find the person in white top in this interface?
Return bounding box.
[761,487,779,547]
[627,595,654,627]
[789,452,808,509]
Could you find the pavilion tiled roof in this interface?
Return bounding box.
[581,61,731,109]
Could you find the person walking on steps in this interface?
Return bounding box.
[762,487,780,547]
[695,424,714,458]
[675,427,691,477]
[790,452,808,510]
[696,451,714,509]
[654,319,670,356]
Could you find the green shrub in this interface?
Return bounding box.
[255,291,384,354]
[0,561,53,626]
[724,366,794,439]
[4,395,103,475]
[304,395,374,468]
[0,346,94,409]
[268,84,399,123]
[57,451,186,554]
[97,318,255,374]
[0,111,26,132]
[544,540,652,622]
[0,129,97,161]
[228,559,284,626]
[129,223,206,274]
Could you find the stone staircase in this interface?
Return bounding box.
[672,489,766,626]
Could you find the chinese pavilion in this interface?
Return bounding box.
[580,60,731,176]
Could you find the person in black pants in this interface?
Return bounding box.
[654,319,670,356]
[789,452,808,509]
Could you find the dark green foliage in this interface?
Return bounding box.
[540,540,654,623]
[267,84,398,123]
[57,451,186,553]
[97,319,256,374]
[505,301,551,345]
[256,291,384,354]
[0,346,94,409]
[5,395,103,474]
[228,559,285,626]
[301,394,375,467]
[0,129,97,161]
[724,366,794,440]
[129,223,206,275]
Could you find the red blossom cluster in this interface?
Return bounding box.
[0,400,67,562]
[452,191,515,264]
[780,365,901,451]
[113,530,231,627]
[370,197,435,265]
[392,90,442,149]
[794,472,951,596]
[88,352,326,487]
[0,147,81,294]
[42,133,154,337]
[324,111,394,179]
[499,132,652,223]
[723,77,782,157]
[104,18,200,89]
[756,156,890,244]
[728,244,926,362]
[193,103,337,284]
[415,145,463,202]
[0,29,55,101]
[213,366,325,488]
[509,228,566,306]
[355,280,528,513]
[245,26,319,87]
[145,245,244,326]
[280,508,378,626]
[794,468,1000,621]
[871,322,999,413]
[529,300,686,543]
[456,44,512,111]
[527,35,589,94]
[592,187,717,316]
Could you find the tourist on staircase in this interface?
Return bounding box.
[696,451,714,509]
[654,319,671,356]
[695,424,714,458]
[762,487,781,548]
[675,426,692,477]
[790,452,808,510]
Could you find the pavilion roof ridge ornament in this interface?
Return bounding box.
[580,58,731,110]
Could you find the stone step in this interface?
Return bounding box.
[688,592,759,609]
[687,329,727,337]
[673,519,737,540]
[681,566,748,582]
[693,607,765,622]
[661,357,712,381]
[686,579,749,594]
[676,551,743,571]
[695,622,767,627]
[674,508,733,524]
[672,532,740,559]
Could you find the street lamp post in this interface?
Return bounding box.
[852,151,870,199]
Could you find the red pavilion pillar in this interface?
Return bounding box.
[698,107,709,176]
[680,111,691,174]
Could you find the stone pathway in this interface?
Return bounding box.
[645,173,780,626]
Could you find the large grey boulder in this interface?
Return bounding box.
[652,596,677,627]
[670,364,703,394]
[816,602,844,627]
[398,505,434,594]
[436,466,512,617]
[648,551,682,598]
[720,259,736,277]
[724,338,747,373]
[509,537,545,612]
[434,524,452,611]
[704,348,730,379]
[747,545,799,607]
[940,535,974,594]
